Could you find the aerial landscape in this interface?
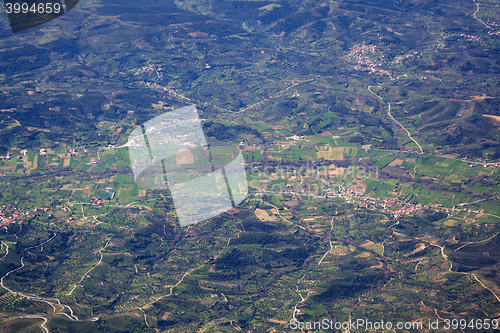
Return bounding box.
[0,0,500,332]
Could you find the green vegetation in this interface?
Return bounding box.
[1,0,500,331]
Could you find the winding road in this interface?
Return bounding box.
[368,86,423,154]
[0,235,100,332]
[419,237,500,304]
[472,0,492,29]
[67,238,112,296]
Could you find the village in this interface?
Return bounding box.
[0,204,53,227]
[344,43,393,78]
[250,161,489,224]
[353,196,482,219]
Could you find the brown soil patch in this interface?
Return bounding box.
[249,184,264,191]
[328,165,345,176]
[331,248,347,256]
[227,208,244,215]
[106,252,133,256]
[361,241,375,248]
[255,208,269,220]
[188,31,210,38]
[77,69,95,76]
[348,184,366,194]
[405,243,426,256]
[388,159,403,167]
[176,149,195,164]
[484,114,500,123]
[449,94,493,102]
[317,147,344,160]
